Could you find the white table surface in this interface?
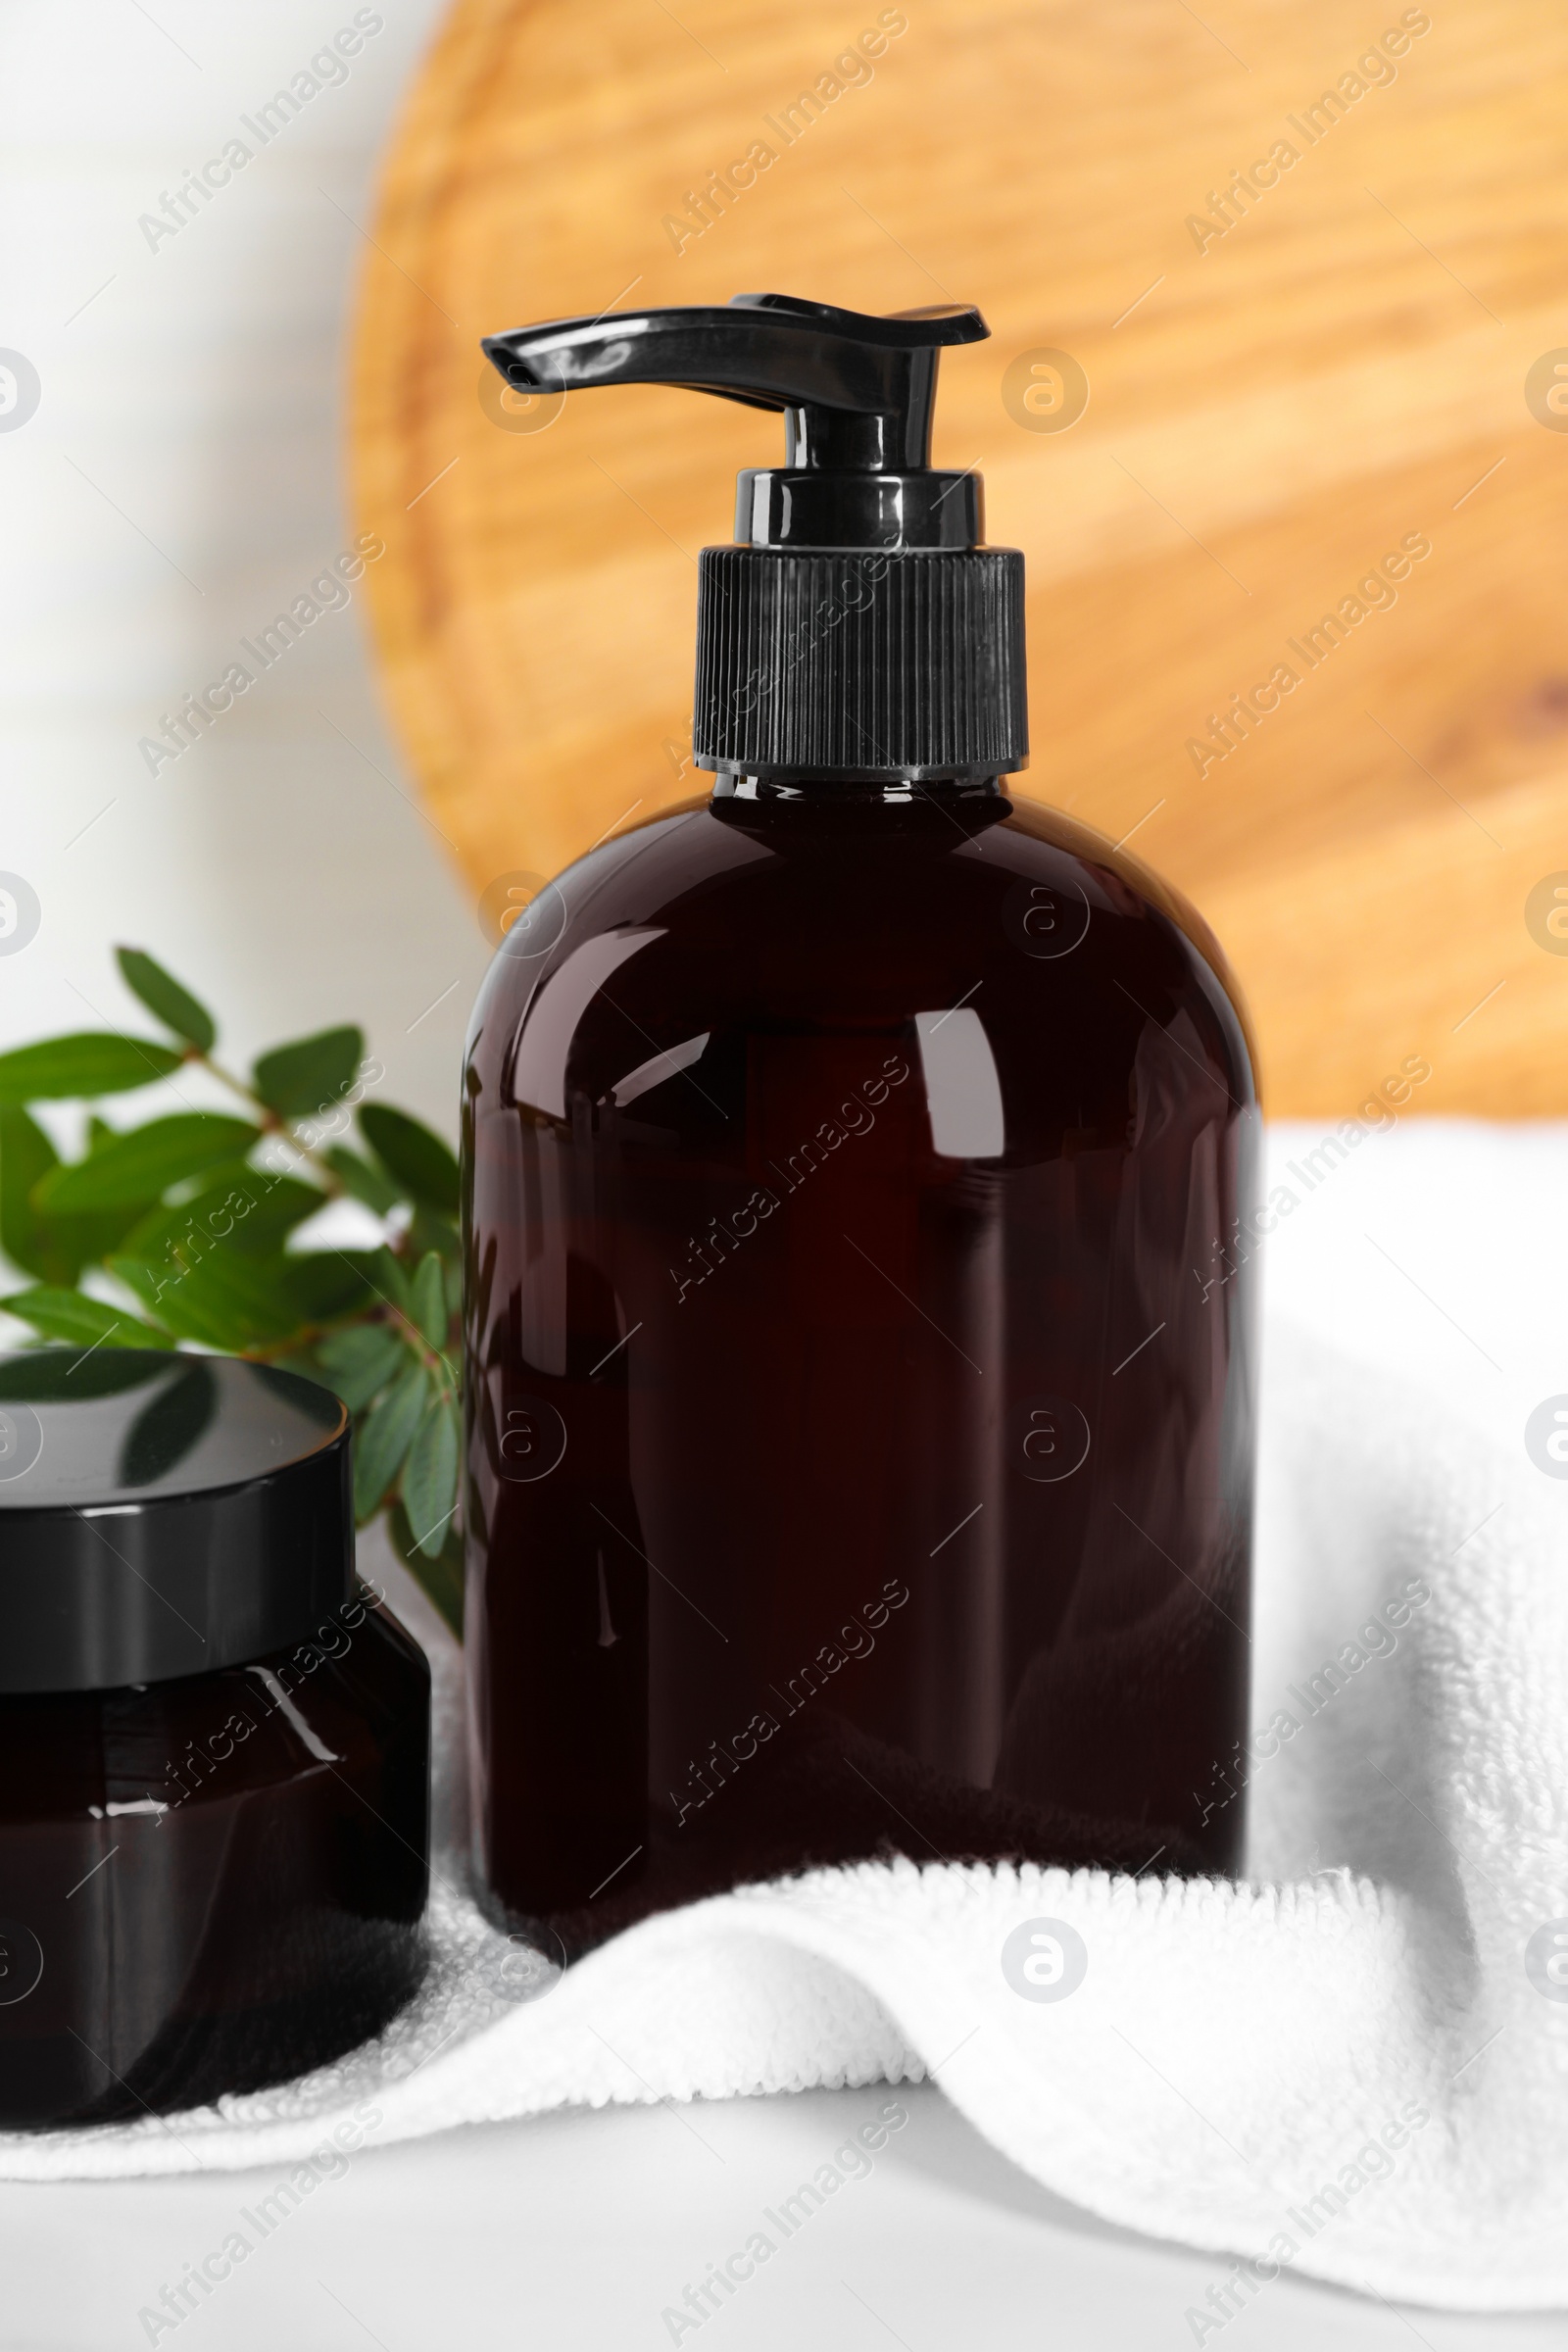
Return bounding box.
[5,2082,1566,2350]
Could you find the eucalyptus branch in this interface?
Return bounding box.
[0,948,466,1634]
[196,1052,348,1195]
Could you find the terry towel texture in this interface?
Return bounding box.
[2,1122,1565,2314]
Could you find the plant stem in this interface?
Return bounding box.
[393,1313,459,1398]
[197,1053,348,1193]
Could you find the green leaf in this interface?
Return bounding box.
[359,1103,460,1217]
[251,1027,364,1120]
[110,1249,300,1350]
[0,1286,174,1350]
[2,1110,166,1286]
[0,1034,184,1104]
[0,1348,170,1402]
[353,1360,428,1520]
[122,1162,322,1267]
[280,1250,388,1327]
[34,1115,262,1213]
[60,1206,167,1283]
[322,1144,400,1215]
[181,1252,306,1348]
[0,1105,60,1281]
[2,1105,167,1289]
[402,1393,461,1557]
[411,1250,447,1348]
[317,1322,400,1376]
[288,1244,412,1331]
[386,1494,464,1637]
[368,1244,413,1317]
[316,1322,408,1412]
[405,1206,461,1265]
[115,949,217,1054]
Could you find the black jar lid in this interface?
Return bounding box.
[0,1350,352,1695]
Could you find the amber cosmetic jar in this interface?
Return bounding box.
[0,1349,429,2131]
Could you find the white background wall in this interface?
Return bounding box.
[0,0,479,1146]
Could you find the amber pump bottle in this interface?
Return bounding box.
[463,294,1258,1954]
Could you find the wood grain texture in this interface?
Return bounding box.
[350,0,1568,1112]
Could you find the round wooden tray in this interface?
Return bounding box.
[351,0,1568,1112]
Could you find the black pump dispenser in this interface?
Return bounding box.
[482,293,1028,783]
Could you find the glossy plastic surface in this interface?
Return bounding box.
[0,1597,429,2129]
[481,291,988,489]
[463,784,1258,1951]
[0,1351,354,1694]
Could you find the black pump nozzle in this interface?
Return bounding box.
[482,293,1027,782]
[486,291,981,481]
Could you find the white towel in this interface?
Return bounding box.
[4,1123,1566,2320]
